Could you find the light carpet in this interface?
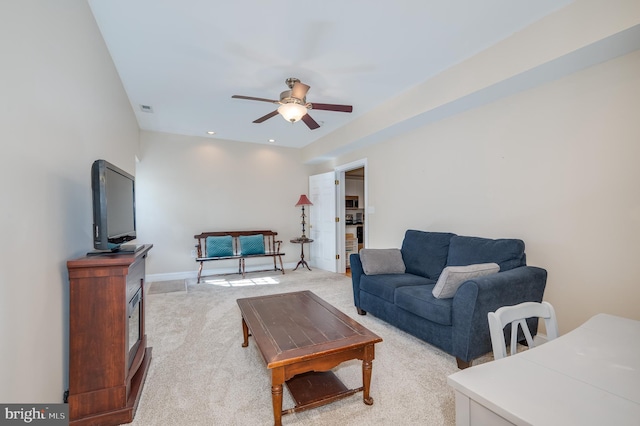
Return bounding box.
[132,269,492,425]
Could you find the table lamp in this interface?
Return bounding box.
[295,194,313,239]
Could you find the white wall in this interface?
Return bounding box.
[135,131,313,279]
[329,50,640,334]
[345,177,364,202]
[0,1,139,402]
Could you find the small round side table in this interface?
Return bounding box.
[290,238,313,271]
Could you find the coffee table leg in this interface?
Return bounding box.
[241,317,249,347]
[271,368,284,426]
[363,344,374,405]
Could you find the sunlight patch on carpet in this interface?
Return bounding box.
[203,276,281,287]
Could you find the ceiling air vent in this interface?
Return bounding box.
[139,104,154,113]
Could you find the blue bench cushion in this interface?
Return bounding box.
[401,230,456,280]
[206,235,234,257]
[395,284,453,326]
[239,234,265,255]
[360,273,434,303]
[447,236,525,272]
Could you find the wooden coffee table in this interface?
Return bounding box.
[237,290,382,425]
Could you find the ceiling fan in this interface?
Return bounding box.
[232,78,353,130]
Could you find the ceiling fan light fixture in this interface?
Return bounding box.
[277,102,307,123]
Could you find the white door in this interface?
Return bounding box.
[309,172,337,272]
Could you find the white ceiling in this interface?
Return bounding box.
[88,0,573,149]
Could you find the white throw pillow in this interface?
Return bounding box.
[432,263,500,299]
[359,248,406,275]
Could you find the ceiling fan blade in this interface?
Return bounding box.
[301,113,320,130]
[291,82,310,100]
[253,110,279,123]
[310,103,353,113]
[232,95,279,104]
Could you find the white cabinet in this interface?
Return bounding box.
[345,237,359,267]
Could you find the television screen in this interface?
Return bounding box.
[91,159,137,252]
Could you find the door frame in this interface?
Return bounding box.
[335,158,368,273]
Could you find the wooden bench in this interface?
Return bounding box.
[194,230,285,283]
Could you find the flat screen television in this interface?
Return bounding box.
[91,159,139,253]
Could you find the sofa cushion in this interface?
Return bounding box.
[401,230,456,280]
[431,263,499,299]
[395,285,453,326]
[447,236,525,272]
[360,249,406,275]
[360,273,434,303]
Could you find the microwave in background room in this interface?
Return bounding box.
[345,196,358,208]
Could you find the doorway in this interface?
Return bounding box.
[308,159,368,274]
[344,167,364,275]
[336,159,367,274]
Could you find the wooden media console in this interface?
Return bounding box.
[67,245,153,426]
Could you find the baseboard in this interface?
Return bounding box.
[146,262,298,282]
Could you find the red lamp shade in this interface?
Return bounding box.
[295,194,313,207]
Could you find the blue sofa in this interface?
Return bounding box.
[350,230,547,368]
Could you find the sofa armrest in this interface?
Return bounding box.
[350,253,365,308]
[451,265,547,363]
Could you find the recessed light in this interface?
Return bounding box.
[139,104,154,113]
[268,139,275,143]
[207,131,216,135]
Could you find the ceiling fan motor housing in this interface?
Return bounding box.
[280,90,306,105]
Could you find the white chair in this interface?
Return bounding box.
[488,301,559,360]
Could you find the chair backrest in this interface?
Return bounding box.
[488,301,559,360]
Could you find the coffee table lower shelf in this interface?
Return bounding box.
[283,371,363,415]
